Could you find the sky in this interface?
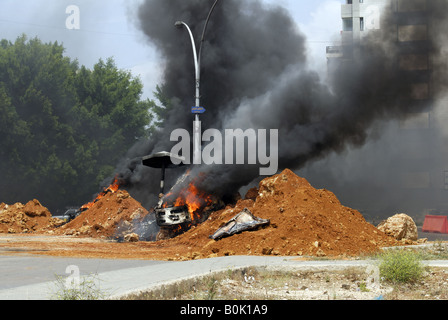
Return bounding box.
[0,0,344,100]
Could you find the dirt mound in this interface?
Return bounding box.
[160,169,399,259]
[0,200,63,234]
[0,169,401,260]
[55,190,151,240]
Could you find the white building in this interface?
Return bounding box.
[326,0,448,217]
[341,0,388,44]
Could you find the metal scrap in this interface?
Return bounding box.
[210,208,270,241]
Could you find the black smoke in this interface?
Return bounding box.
[115,0,448,218]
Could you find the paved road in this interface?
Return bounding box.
[0,254,168,289]
[418,229,448,242]
[1,253,448,300]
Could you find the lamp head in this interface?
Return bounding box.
[175,21,184,28]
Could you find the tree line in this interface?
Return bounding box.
[0,35,158,213]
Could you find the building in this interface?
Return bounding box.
[341,0,388,43]
[327,0,448,218]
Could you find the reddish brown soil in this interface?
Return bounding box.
[0,169,401,261]
[154,169,400,260]
[0,200,63,234]
[54,190,150,239]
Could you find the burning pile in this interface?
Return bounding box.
[55,188,153,241]
[0,200,64,234]
[79,177,121,212]
[156,169,400,259]
[157,171,224,235]
[162,179,214,223]
[0,168,403,259]
[49,176,153,240]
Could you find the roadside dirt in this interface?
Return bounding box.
[138,266,448,301]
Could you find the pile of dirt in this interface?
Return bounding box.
[55,190,152,240]
[0,169,403,260]
[159,169,400,259]
[0,200,63,234]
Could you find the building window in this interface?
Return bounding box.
[399,54,428,71]
[398,0,427,12]
[398,25,428,42]
[343,18,353,31]
[360,17,365,31]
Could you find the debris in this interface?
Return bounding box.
[0,200,62,233]
[210,208,270,240]
[0,169,403,260]
[166,169,400,259]
[55,190,152,240]
[124,233,140,243]
[377,213,418,242]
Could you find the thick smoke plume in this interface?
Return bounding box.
[116,0,448,217]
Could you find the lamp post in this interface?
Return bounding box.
[175,0,220,165]
[175,21,201,110]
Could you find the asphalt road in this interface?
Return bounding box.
[0,254,168,290]
[419,229,448,242]
[1,253,448,300]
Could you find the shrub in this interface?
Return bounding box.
[378,250,426,284]
[49,273,108,300]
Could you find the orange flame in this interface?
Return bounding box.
[163,178,213,222]
[80,177,121,211]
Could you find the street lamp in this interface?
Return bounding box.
[175,0,220,165]
[175,20,202,165]
[175,21,201,112]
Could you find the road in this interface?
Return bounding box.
[1,253,448,300]
[419,229,448,242]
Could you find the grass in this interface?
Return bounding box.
[377,249,427,284]
[49,273,109,300]
[125,268,262,300]
[125,245,447,300]
[123,266,375,300]
[414,240,448,260]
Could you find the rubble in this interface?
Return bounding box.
[209,208,270,241]
[123,233,140,243]
[159,169,401,259]
[0,169,407,260]
[55,190,152,240]
[0,200,64,234]
[377,213,419,243]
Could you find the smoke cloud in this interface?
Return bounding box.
[116,0,448,218]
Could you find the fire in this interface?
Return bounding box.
[163,178,213,222]
[80,177,121,211]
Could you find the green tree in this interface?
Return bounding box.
[0,35,152,212]
[71,58,153,189]
[149,84,173,129]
